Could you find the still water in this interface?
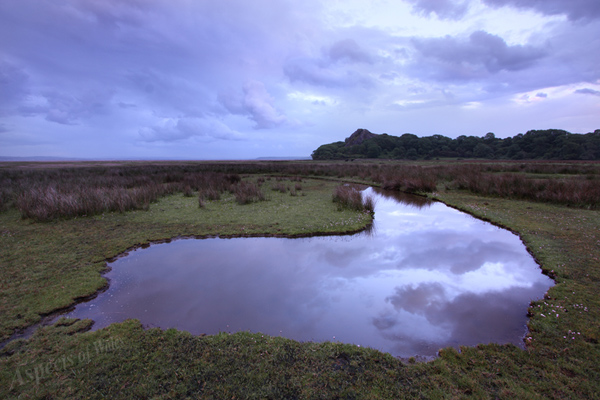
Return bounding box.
[63,188,553,358]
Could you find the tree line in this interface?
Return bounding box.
[311,129,600,160]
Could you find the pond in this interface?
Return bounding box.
[61,188,553,358]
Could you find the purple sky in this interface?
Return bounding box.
[1,0,599,159]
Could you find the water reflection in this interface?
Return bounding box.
[62,188,553,358]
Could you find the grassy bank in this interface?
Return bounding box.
[1,161,599,398]
[0,177,372,343]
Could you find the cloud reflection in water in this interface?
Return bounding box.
[63,188,553,358]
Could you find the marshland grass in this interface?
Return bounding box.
[0,160,599,399]
[0,176,372,344]
[3,160,599,221]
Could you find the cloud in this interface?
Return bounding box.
[410,30,547,82]
[124,69,210,117]
[525,20,600,88]
[284,58,370,88]
[284,39,375,88]
[375,281,552,355]
[0,60,29,115]
[139,117,243,143]
[65,0,152,28]
[395,236,528,274]
[329,39,373,64]
[1,0,598,158]
[220,80,286,129]
[386,282,446,314]
[242,81,287,129]
[15,89,114,125]
[483,0,600,21]
[406,0,470,19]
[575,88,600,96]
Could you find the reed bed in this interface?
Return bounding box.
[3,166,244,221]
[1,160,599,221]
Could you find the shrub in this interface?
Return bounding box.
[232,182,266,205]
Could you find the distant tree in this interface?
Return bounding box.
[391,147,406,159]
[484,132,496,141]
[473,143,494,158]
[406,148,418,160]
[366,142,382,158]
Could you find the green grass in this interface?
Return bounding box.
[427,191,600,397]
[1,166,600,399]
[0,178,371,343]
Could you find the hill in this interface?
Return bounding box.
[311,129,600,160]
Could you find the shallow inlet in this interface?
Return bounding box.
[62,188,553,358]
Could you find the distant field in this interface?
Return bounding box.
[1,160,599,399]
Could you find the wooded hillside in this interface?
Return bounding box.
[311,128,600,160]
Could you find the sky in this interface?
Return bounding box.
[1,0,599,159]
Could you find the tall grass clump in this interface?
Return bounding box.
[231,182,266,205]
[0,187,11,212]
[332,185,374,213]
[272,182,288,193]
[182,185,194,197]
[363,193,376,213]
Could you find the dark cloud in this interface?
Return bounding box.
[483,0,600,21]
[407,0,470,19]
[575,88,600,96]
[411,30,547,82]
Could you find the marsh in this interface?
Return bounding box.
[61,188,553,358]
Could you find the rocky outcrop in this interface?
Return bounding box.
[344,129,378,147]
